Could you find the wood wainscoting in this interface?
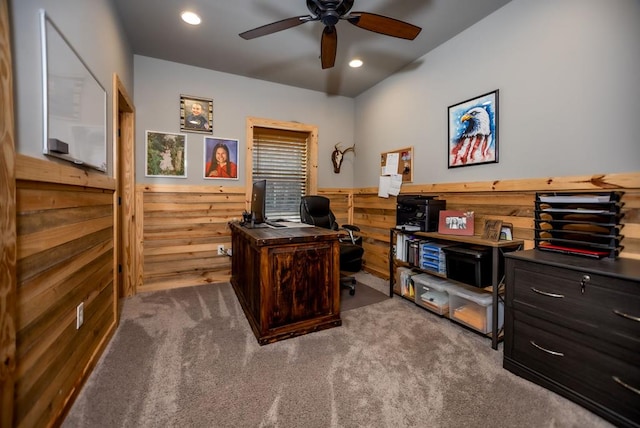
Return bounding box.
[134,185,352,293]
[133,172,640,291]
[14,155,117,427]
[136,184,245,292]
[324,172,640,279]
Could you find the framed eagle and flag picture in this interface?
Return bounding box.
[448,90,498,168]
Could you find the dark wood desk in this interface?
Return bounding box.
[229,222,342,345]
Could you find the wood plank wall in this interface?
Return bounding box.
[328,172,640,279]
[1,0,17,424]
[14,155,117,427]
[135,172,640,290]
[136,184,245,292]
[8,155,639,428]
[135,186,349,293]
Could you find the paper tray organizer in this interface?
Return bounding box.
[534,191,624,259]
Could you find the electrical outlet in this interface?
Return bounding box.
[76,302,84,329]
[217,244,225,255]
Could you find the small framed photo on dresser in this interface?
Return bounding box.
[482,219,503,241]
[500,223,513,241]
[438,210,475,236]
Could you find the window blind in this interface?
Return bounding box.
[253,128,309,221]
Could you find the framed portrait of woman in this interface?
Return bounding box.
[204,137,239,180]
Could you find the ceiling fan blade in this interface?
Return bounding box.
[347,12,422,40]
[239,15,314,40]
[321,26,337,69]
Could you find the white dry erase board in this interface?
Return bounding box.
[40,10,107,172]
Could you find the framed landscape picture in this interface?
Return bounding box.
[448,90,498,168]
[145,131,187,178]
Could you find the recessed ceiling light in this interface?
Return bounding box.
[181,11,201,25]
[349,59,363,68]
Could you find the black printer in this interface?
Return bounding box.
[396,195,446,232]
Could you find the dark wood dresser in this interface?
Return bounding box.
[229,222,341,345]
[504,249,640,427]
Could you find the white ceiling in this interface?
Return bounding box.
[112,0,511,98]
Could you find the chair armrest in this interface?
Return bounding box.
[342,224,360,232]
[339,224,361,245]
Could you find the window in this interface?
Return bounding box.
[246,118,318,221]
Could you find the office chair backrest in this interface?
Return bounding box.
[300,196,338,230]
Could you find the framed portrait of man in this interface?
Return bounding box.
[180,95,213,134]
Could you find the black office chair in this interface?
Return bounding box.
[300,195,364,295]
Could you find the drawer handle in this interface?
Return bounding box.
[612,376,640,396]
[613,309,640,323]
[530,340,564,356]
[531,287,565,298]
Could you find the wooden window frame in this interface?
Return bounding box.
[245,117,318,214]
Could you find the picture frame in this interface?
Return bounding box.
[481,219,503,241]
[500,223,514,241]
[145,131,187,178]
[180,94,213,134]
[204,137,239,179]
[448,89,499,168]
[438,210,475,236]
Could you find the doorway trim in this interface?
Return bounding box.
[113,74,136,307]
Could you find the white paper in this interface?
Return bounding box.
[384,153,400,175]
[396,233,405,260]
[388,174,402,196]
[378,175,390,197]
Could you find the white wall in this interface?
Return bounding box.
[354,0,640,187]
[134,55,356,188]
[12,0,638,188]
[11,0,133,176]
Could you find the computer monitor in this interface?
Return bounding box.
[250,179,267,224]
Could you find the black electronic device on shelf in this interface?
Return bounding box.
[534,191,624,259]
[396,195,446,232]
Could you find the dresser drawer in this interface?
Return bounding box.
[510,314,640,424]
[509,261,640,350]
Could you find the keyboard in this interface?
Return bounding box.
[266,221,286,228]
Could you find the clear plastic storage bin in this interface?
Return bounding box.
[448,286,504,334]
[412,273,458,315]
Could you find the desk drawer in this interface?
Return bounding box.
[511,315,640,424]
[510,263,640,350]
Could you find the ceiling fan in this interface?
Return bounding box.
[239,0,422,69]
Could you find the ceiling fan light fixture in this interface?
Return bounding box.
[181,11,201,26]
[321,11,341,26]
[239,0,421,69]
[349,59,363,68]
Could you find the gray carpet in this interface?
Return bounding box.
[63,282,612,428]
